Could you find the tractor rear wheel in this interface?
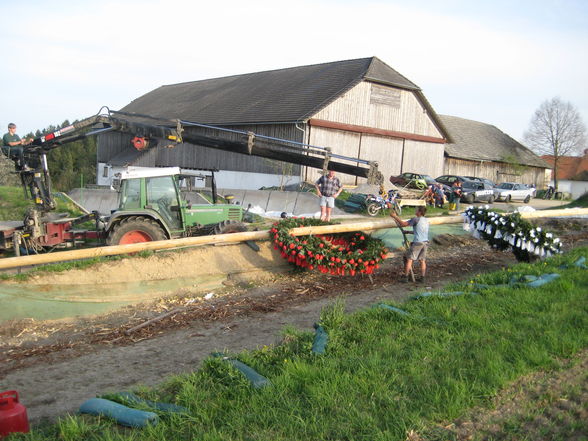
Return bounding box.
[106,216,167,245]
[213,220,248,235]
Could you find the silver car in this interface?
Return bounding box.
[493,182,535,203]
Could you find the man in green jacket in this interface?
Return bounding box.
[2,123,32,169]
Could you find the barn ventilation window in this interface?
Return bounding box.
[370,85,401,108]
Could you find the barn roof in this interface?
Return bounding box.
[121,57,446,134]
[439,115,549,168]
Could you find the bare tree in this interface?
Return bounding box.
[524,97,586,190]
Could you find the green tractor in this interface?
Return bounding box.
[105,167,246,245]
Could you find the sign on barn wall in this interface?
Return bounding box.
[370,85,401,108]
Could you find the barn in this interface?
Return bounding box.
[96,57,450,188]
[439,115,550,187]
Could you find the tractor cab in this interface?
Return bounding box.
[105,167,245,245]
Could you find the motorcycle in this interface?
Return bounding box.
[365,189,402,216]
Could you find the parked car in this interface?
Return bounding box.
[493,182,535,203]
[521,184,537,198]
[464,176,495,188]
[389,172,437,190]
[435,175,471,186]
[460,180,495,203]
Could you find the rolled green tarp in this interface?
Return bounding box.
[560,256,586,269]
[573,256,587,268]
[526,273,560,287]
[211,354,271,389]
[113,392,188,414]
[413,291,479,299]
[79,398,158,428]
[312,323,329,354]
[376,303,410,316]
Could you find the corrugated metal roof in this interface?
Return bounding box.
[121,57,422,126]
[439,115,549,168]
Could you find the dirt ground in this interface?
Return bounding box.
[1,221,588,438]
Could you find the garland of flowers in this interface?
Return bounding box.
[269,218,388,276]
[463,206,562,262]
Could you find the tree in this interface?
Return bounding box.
[524,97,586,190]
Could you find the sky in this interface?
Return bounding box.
[0,0,587,145]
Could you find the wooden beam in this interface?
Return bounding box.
[308,119,447,144]
[0,209,586,270]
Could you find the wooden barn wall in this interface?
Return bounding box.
[100,124,302,175]
[307,126,361,185]
[312,81,443,138]
[357,134,404,184]
[444,158,546,186]
[306,127,443,185]
[97,132,134,162]
[400,140,445,178]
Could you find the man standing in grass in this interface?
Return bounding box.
[390,206,429,282]
[315,169,342,222]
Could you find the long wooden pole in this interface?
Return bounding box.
[0,209,586,270]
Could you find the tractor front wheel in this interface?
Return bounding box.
[106,216,167,245]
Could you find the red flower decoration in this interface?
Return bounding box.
[270,218,388,276]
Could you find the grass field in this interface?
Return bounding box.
[10,248,588,441]
[0,186,84,221]
[555,192,588,209]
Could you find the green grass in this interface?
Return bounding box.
[9,248,588,441]
[553,192,588,209]
[0,186,85,221]
[0,186,34,220]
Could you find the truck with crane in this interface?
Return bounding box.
[0,108,382,255]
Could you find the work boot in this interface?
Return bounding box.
[399,274,409,283]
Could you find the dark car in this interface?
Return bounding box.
[435,175,471,186]
[389,172,437,190]
[464,176,495,188]
[460,181,495,203]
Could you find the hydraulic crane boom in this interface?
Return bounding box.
[15,108,382,212]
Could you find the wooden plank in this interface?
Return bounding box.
[399,199,426,207]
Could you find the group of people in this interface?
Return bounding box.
[315,170,429,283]
[1,123,33,169]
[423,181,462,210]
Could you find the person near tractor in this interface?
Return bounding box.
[2,123,33,169]
[390,206,429,282]
[315,169,342,222]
